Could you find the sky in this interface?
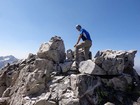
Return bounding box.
[0,0,140,70]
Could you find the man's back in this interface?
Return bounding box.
[80,29,92,41]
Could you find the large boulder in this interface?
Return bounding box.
[34,58,54,78]
[79,60,106,75]
[24,58,54,96]
[37,36,66,63]
[107,74,132,91]
[59,61,73,73]
[70,74,102,105]
[94,50,137,75]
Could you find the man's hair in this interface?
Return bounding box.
[76,24,82,29]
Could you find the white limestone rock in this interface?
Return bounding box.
[34,58,54,78]
[94,50,137,75]
[37,36,65,63]
[79,60,106,75]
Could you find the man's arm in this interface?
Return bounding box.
[74,34,82,47]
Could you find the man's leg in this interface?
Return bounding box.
[83,40,92,60]
[74,46,79,62]
[84,47,90,60]
[74,42,86,69]
[74,42,85,62]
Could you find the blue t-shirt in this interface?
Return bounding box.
[80,29,92,41]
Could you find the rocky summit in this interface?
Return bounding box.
[0,36,140,105]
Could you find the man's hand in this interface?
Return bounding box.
[74,44,77,47]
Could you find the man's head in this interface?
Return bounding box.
[76,24,82,31]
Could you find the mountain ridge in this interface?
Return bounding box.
[0,55,18,69]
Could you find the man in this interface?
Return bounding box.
[74,24,92,63]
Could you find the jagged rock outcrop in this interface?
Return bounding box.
[94,50,137,75]
[37,36,66,63]
[0,36,139,105]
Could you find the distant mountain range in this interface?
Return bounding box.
[0,55,18,69]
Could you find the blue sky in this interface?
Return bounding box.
[0,0,140,69]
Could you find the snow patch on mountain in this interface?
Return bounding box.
[0,55,18,69]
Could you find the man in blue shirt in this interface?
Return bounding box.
[74,24,92,64]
